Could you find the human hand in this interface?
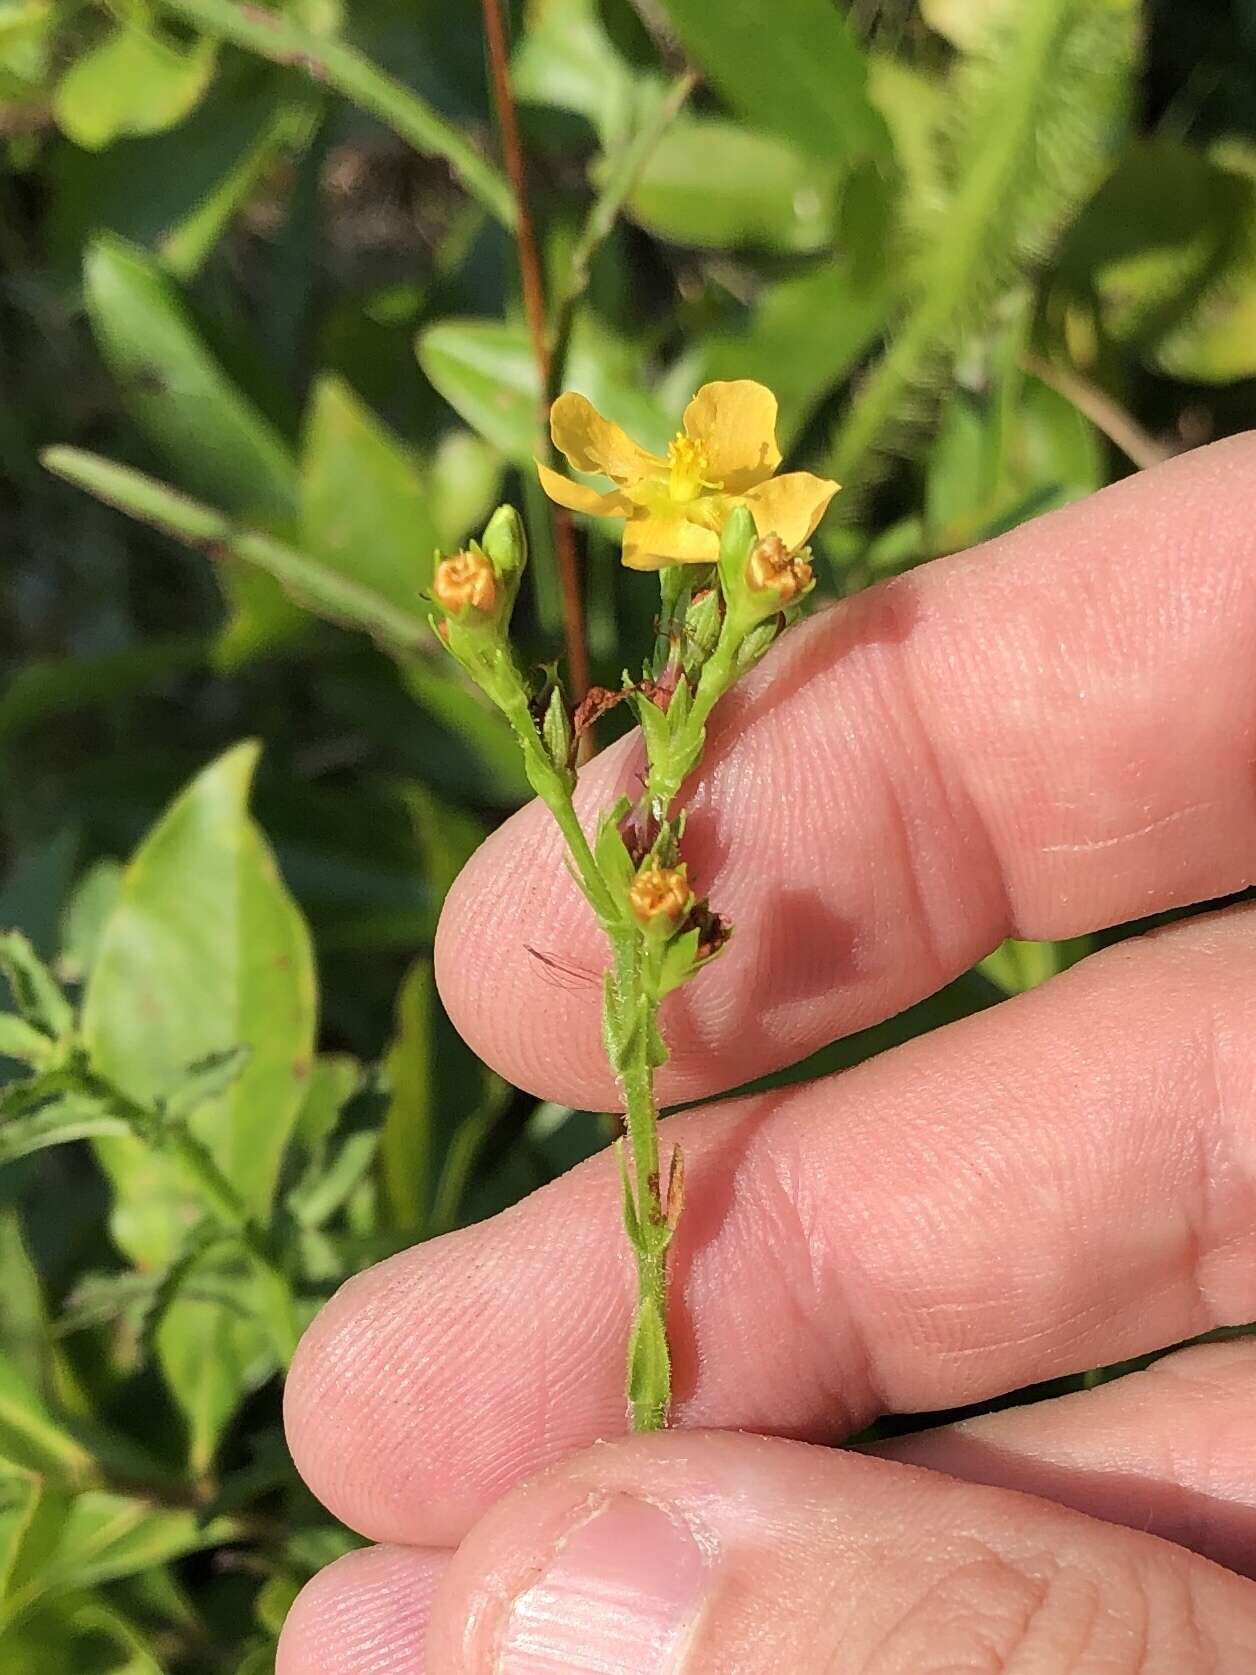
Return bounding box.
[279,435,1256,1672]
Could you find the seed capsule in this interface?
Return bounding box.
[629,866,689,928]
[432,549,498,616]
[745,533,813,604]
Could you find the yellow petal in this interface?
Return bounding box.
[682,380,781,492]
[621,509,721,571]
[535,461,633,517]
[549,392,663,483]
[743,472,840,549]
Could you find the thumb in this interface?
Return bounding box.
[426,1429,1256,1672]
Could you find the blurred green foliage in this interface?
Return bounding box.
[2,0,1255,1667]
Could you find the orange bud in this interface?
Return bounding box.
[629,865,689,928]
[745,533,812,604]
[432,549,498,616]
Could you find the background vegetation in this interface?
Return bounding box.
[2,0,1255,1667]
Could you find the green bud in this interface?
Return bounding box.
[736,616,780,672]
[542,684,574,780]
[480,503,527,583]
[683,587,722,667]
[715,504,757,615]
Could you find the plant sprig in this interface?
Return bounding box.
[430,497,817,1429]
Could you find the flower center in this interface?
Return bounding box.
[666,434,714,504]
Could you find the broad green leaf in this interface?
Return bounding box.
[653,0,890,164]
[53,25,216,152]
[428,431,503,552]
[59,862,124,987]
[154,1250,275,1476]
[82,742,316,1263]
[83,235,303,656]
[0,1353,93,1483]
[49,70,304,280]
[84,236,296,522]
[418,317,670,465]
[0,1473,71,1613]
[300,375,440,605]
[512,0,638,151]
[1051,138,1252,359]
[626,116,837,252]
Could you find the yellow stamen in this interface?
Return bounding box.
[666,434,714,504]
[629,866,690,927]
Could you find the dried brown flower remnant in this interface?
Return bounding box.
[432,549,497,616]
[629,866,689,927]
[745,533,812,604]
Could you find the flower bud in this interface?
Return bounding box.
[542,684,574,775]
[746,534,813,604]
[629,865,689,929]
[432,549,497,618]
[683,587,722,666]
[480,503,527,582]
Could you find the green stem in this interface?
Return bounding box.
[646,624,740,813]
[154,0,515,228]
[612,935,671,1433]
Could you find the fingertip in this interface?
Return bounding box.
[276,1543,447,1675]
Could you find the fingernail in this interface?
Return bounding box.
[497,1494,710,1672]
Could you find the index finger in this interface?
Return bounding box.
[435,434,1256,1110]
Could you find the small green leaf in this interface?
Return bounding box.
[58,861,124,987]
[53,25,216,152]
[593,800,636,898]
[0,1353,94,1483]
[0,1017,56,1070]
[0,935,72,1043]
[0,1097,131,1169]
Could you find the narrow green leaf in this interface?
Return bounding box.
[653,0,890,164]
[0,1018,55,1070]
[0,934,72,1042]
[380,958,435,1235]
[41,448,432,652]
[0,1354,94,1483]
[626,1295,670,1429]
[83,236,297,523]
[0,1098,131,1169]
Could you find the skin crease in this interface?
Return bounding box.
[279,435,1256,1672]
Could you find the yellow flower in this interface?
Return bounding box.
[536,380,839,571]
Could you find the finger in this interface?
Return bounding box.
[288,905,1256,1545]
[425,1429,1256,1673]
[436,433,1256,1109]
[871,1339,1256,1578]
[278,1340,1256,1670]
[275,1544,447,1675]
